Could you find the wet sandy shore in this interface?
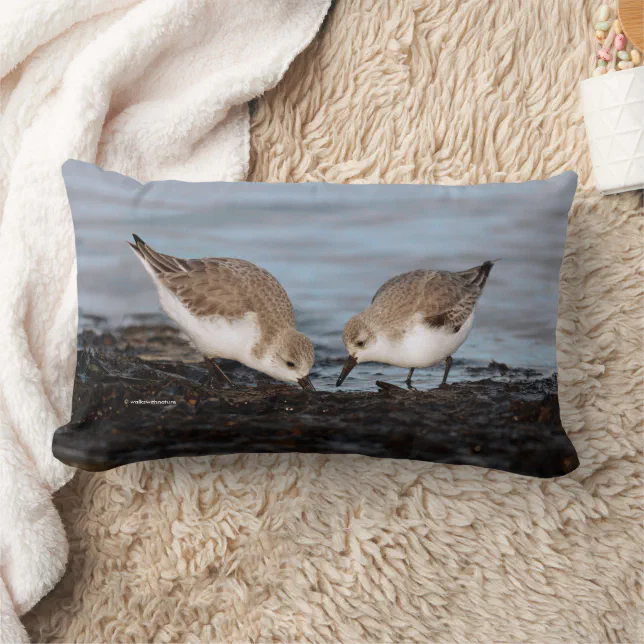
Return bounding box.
[53,326,579,478]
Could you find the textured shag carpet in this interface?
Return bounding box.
[24,0,643,642]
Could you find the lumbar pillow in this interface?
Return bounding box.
[54,160,579,478]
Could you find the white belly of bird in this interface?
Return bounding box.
[369,312,474,369]
[158,286,261,365]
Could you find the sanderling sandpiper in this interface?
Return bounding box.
[129,235,315,390]
[336,261,496,388]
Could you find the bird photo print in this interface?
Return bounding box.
[128,234,315,391]
[53,161,579,477]
[336,261,495,389]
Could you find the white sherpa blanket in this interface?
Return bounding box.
[0,1,330,640]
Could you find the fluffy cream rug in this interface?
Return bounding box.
[24,0,643,641]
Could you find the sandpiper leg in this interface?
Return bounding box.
[405,368,415,388]
[440,356,453,387]
[206,358,236,388]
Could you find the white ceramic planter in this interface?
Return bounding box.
[580,65,644,194]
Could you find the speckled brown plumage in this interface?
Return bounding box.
[129,235,296,350]
[368,262,494,338]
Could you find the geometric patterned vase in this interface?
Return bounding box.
[581,66,644,194]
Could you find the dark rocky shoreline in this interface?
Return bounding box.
[52,326,579,478]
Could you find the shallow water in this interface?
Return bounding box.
[73,183,565,392]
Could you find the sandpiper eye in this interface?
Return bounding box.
[286,361,295,368]
[356,341,365,347]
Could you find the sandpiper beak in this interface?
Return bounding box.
[298,376,315,392]
[336,355,357,387]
